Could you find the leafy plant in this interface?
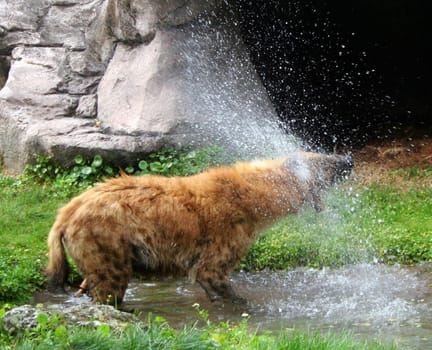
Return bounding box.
[125,146,228,176]
[23,155,61,183]
[21,146,229,198]
[22,154,115,197]
[52,154,115,197]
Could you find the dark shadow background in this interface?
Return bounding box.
[235,0,432,150]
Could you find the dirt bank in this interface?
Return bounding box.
[353,129,432,187]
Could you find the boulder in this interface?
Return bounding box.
[2,304,139,334]
[0,0,296,173]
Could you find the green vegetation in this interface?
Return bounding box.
[1,148,431,349]
[242,184,432,270]
[388,165,432,180]
[0,311,396,350]
[22,146,228,198]
[0,180,62,304]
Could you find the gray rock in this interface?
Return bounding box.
[76,94,97,118]
[2,47,73,109]
[2,304,139,334]
[0,0,298,173]
[0,0,47,48]
[69,51,105,76]
[39,0,101,50]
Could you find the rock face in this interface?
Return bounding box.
[0,0,296,172]
[2,304,138,334]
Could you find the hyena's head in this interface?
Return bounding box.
[284,151,354,210]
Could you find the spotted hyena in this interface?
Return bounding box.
[46,151,353,305]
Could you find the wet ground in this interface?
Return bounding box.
[36,264,432,350]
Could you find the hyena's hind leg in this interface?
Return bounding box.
[68,237,133,305]
[84,267,131,305]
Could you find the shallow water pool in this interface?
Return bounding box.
[36,264,432,349]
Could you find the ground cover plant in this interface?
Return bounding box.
[0,177,61,304]
[1,143,431,349]
[0,309,397,350]
[242,183,432,270]
[23,146,228,198]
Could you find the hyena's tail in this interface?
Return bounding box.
[45,223,69,291]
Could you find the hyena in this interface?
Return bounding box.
[46,151,353,305]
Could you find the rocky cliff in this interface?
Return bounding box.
[0,0,294,172]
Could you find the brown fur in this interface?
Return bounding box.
[46,152,352,305]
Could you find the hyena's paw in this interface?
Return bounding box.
[85,274,128,305]
[198,277,246,305]
[231,295,247,305]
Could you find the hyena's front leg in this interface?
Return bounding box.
[196,269,246,304]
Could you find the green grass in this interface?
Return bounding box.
[0,180,65,304]
[360,185,432,261]
[242,184,432,270]
[0,313,397,350]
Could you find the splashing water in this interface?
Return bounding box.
[233,265,432,349]
[235,0,396,149]
[238,265,427,325]
[174,17,302,159]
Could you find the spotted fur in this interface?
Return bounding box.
[46,151,352,305]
